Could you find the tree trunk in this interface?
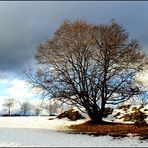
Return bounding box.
[87,107,103,124]
[8,107,11,116]
[24,111,26,116]
[101,98,106,118]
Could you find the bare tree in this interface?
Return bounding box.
[33,104,42,116]
[34,107,41,116]
[20,101,31,116]
[3,97,14,116]
[25,20,148,123]
[44,99,59,115]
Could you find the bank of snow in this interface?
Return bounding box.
[104,103,148,124]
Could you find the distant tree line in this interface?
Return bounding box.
[1,97,66,116]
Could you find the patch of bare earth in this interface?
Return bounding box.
[69,121,148,140]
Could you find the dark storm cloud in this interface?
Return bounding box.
[0,1,148,79]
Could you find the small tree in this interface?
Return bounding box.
[25,20,148,123]
[20,101,31,116]
[44,99,59,115]
[3,97,14,116]
[34,107,41,116]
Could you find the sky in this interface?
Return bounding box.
[1,1,148,104]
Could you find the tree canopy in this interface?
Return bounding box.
[26,20,148,123]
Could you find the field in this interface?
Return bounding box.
[0,116,147,147]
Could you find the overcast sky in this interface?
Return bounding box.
[1,1,148,101]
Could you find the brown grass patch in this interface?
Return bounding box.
[69,121,148,139]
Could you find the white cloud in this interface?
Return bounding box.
[0,79,8,84]
[0,96,6,106]
[4,79,35,99]
[0,78,46,114]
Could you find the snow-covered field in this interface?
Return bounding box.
[0,116,147,147]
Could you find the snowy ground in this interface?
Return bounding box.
[0,117,147,147]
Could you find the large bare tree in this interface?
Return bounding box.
[25,20,148,123]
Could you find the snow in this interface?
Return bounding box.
[105,104,148,124]
[0,116,87,131]
[0,116,147,147]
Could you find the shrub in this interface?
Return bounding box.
[113,112,121,118]
[130,110,147,122]
[57,111,68,119]
[117,104,130,111]
[138,104,144,110]
[131,107,138,111]
[144,109,148,111]
[122,114,131,121]
[103,107,114,117]
[120,110,147,122]
[1,114,10,117]
[57,109,84,121]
